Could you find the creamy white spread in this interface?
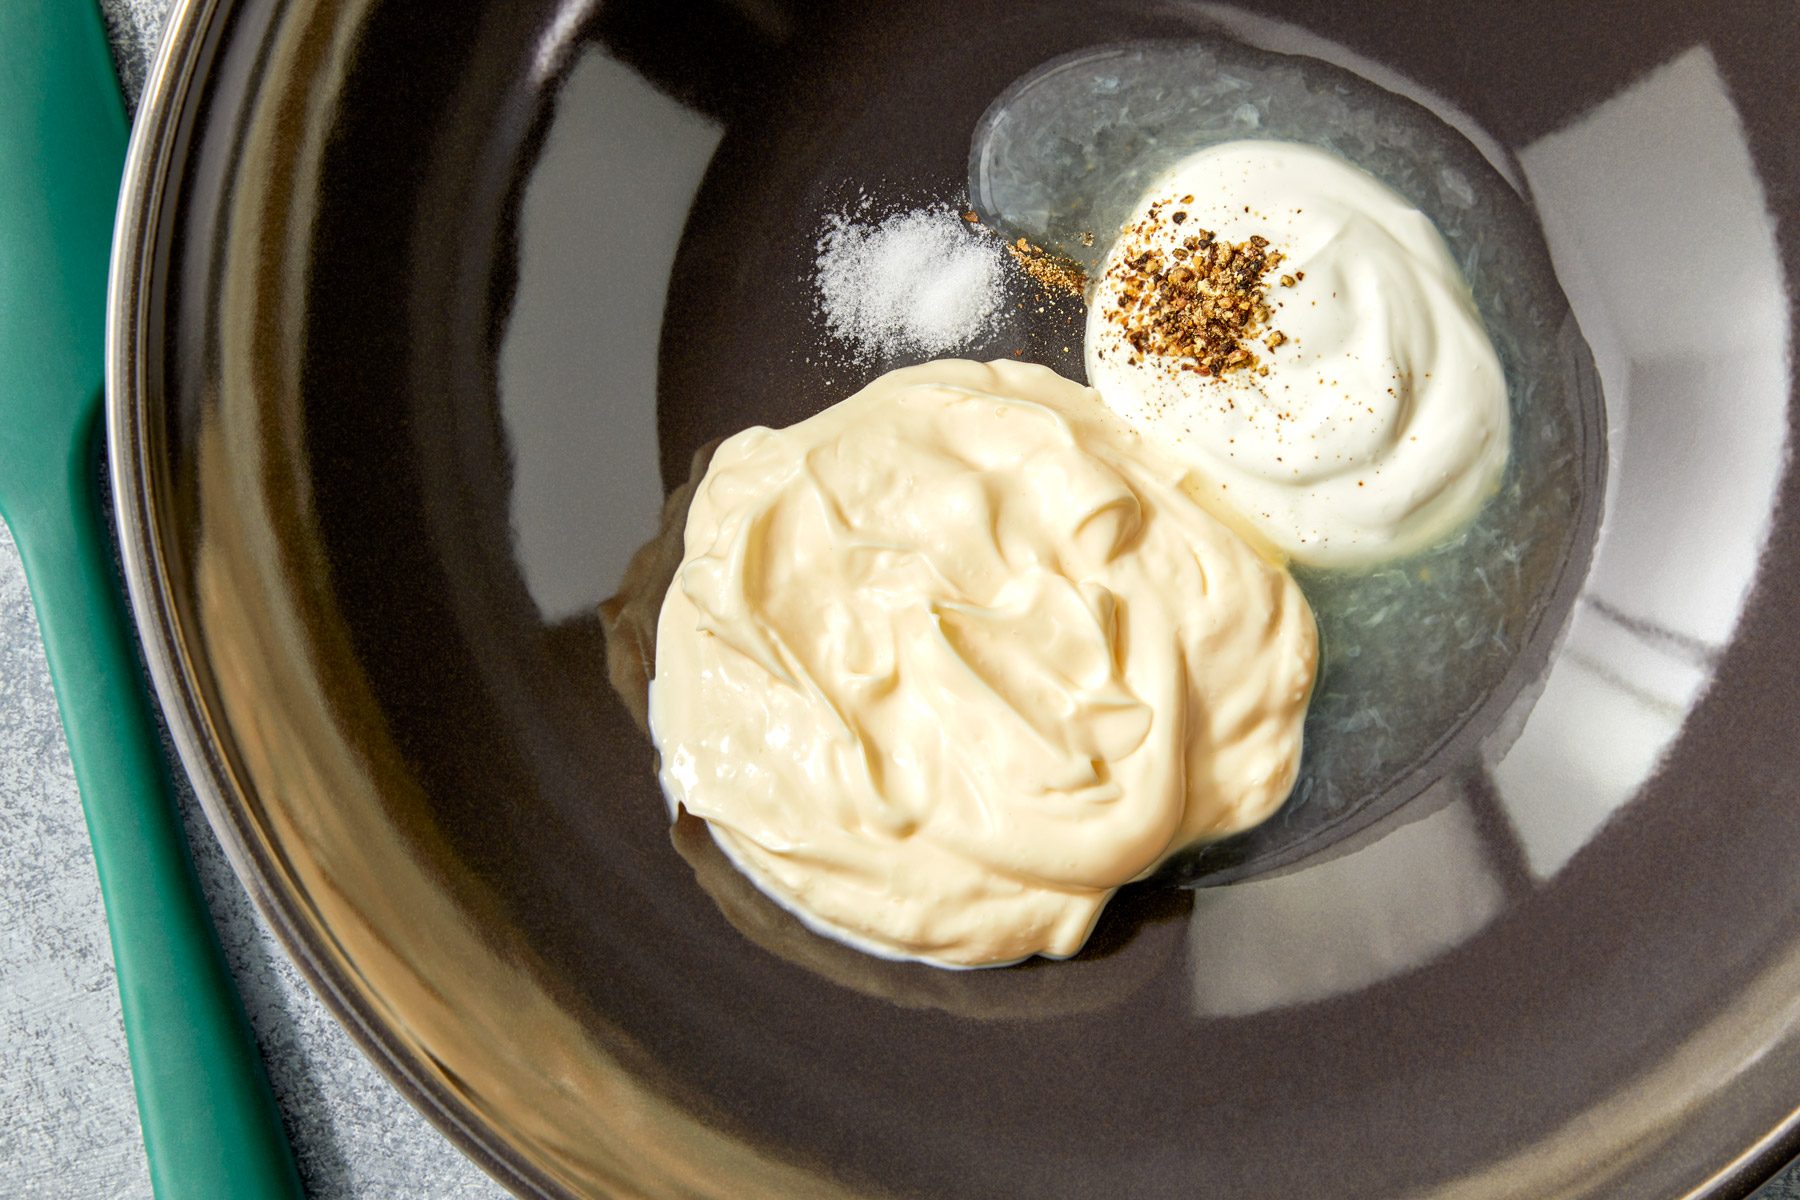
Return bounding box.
[1086,140,1510,567]
[650,360,1316,967]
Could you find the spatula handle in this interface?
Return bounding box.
[14,410,306,1200]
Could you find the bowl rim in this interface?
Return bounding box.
[104,0,570,1194]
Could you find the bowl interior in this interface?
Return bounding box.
[116,0,1800,1196]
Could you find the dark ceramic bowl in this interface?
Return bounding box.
[109,0,1800,1196]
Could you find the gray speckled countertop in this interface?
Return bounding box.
[0,4,1796,1199]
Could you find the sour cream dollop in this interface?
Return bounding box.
[1085,140,1509,567]
[650,360,1316,967]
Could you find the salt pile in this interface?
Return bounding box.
[813,203,1005,359]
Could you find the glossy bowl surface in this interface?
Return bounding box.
[110,0,1800,1196]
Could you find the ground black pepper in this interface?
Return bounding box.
[1097,198,1288,379]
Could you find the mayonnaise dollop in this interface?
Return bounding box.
[1086,140,1510,567]
[650,360,1316,967]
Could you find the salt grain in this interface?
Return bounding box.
[813,203,1005,359]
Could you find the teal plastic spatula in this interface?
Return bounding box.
[0,4,303,1197]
